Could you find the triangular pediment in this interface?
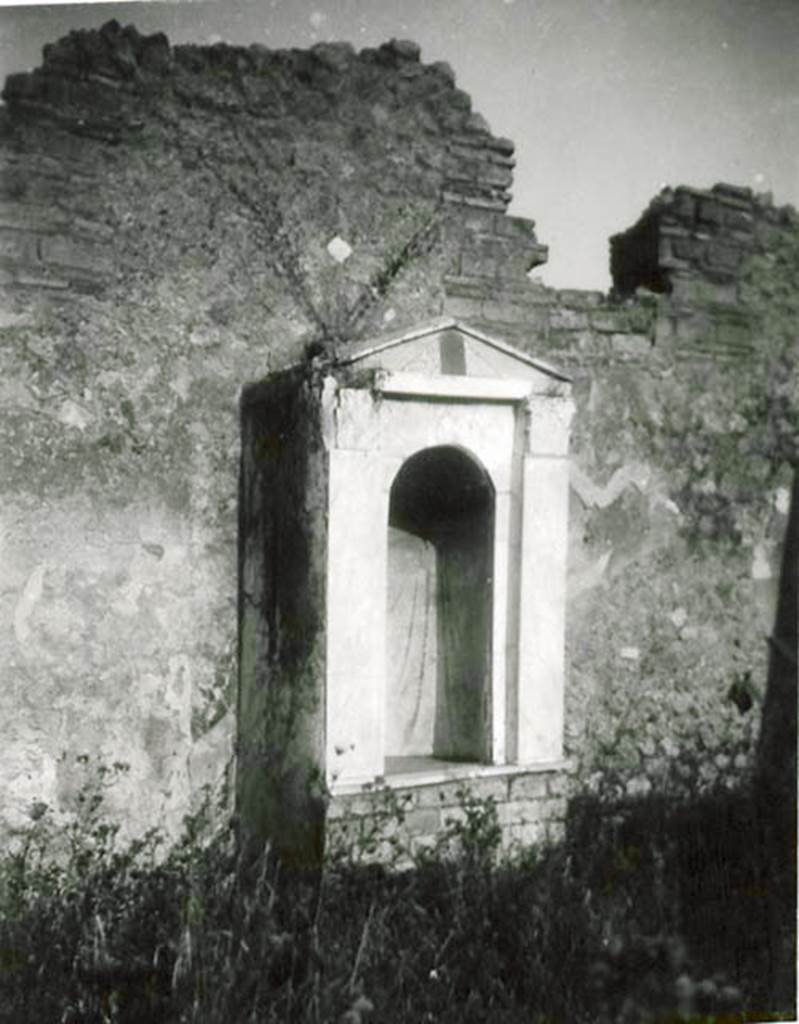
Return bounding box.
[336,318,570,386]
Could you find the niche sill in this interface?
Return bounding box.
[329,756,570,796]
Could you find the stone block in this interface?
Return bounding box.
[589,309,626,333]
[547,329,605,357]
[413,785,453,809]
[461,775,510,802]
[610,332,650,358]
[410,833,439,858]
[482,165,513,190]
[505,820,547,847]
[541,796,567,820]
[403,806,441,834]
[492,214,536,239]
[497,799,547,826]
[488,136,515,157]
[40,235,110,275]
[546,774,569,797]
[556,289,604,309]
[671,236,700,261]
[311,42,356,72]
[139,32,171,74]
[430,61,457,86]
[2,72,42,104]
[526,242,548,269]
[497,250,544,282]
[697,199,723,226]
[424,774,508,807]
[440,804,469,826]
[442,189,507,212]
[13,272,69,289]
[487,151,516,172]
[460,249,497,279]
[508,772,549,800]
[672,190,696,221]
[382,38,420,61]
[327,790,390,820]
[706,241,741,270]
[457,205,500,235]
[551,307,588,330]
[712,182,752,202]
[443,295,483,320]
[480,300,548,328]
[503,281,554,306]
[465,112,490,134]
[710,320,753,355]
[443,274,493,300]
[0,227,39,265]
[546,820,566,844]
[725,209,753,232]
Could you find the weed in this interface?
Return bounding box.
[0,764,792,1023]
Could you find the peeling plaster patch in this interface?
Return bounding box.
[188,326,216,348]
[57,399,91,431]
[168,363,191,401]
[751,543,772,580]
[620,646,640,661]
[188,709,234,800]
[326,235,352,263]
[569,550,611,597]
[371,103,389,126]
[383,307,396,323]
[0,310,32,329]
[775,487,791,515]
[142,542,165,560]
[13,564,46,645]
[167,654,192,711]
[669,607,688,629]
[652,494,681,516]
[570,462,649,509]
[110,579,143,618]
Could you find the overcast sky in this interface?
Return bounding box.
[1,0,797,291]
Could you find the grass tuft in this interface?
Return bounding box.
[0,760,793,1023]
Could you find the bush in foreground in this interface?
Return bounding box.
[0,762,791,1023]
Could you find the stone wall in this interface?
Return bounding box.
[0,21,795,847]
[328,768,568,864]
[433,181,796,806]
[0,22,550,842]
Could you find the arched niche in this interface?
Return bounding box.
[385,445,495,769]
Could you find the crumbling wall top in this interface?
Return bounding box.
[1,20,518,212]
[610,182,798,300]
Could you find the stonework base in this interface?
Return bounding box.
[327,763,569,863]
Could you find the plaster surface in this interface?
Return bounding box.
[324,324,573,788]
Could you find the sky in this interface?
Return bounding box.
[0,0,797,292]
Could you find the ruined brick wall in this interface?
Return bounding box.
[0,21,794,843]
[0,22,549,840]
[439,185,796,802]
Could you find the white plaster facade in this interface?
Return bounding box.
[321,320,574,790]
